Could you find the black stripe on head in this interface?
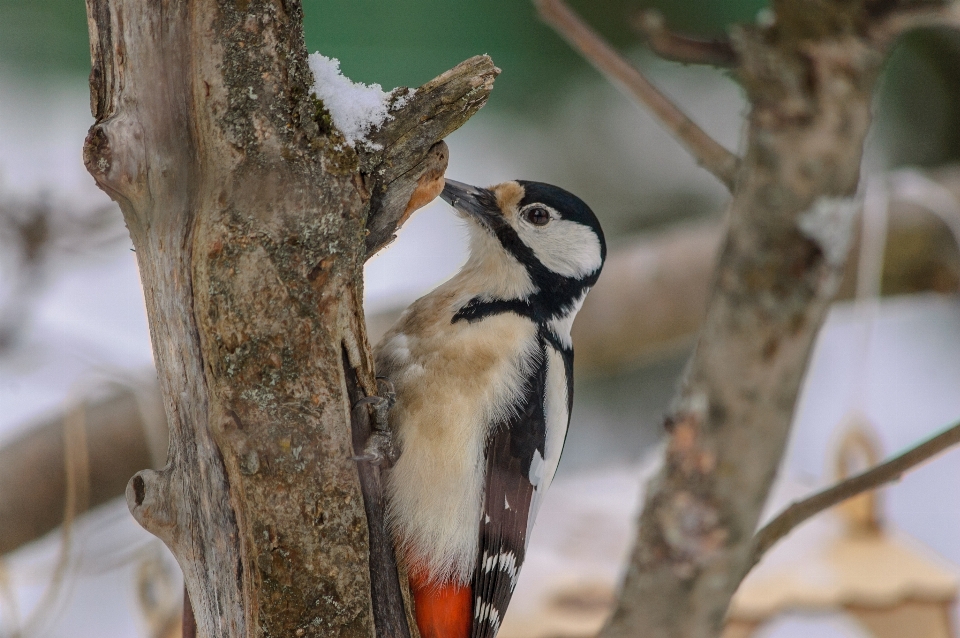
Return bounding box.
[451,180,605,326]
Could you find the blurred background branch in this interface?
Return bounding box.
[631,10,739,67]
[0,192,126,352]
[535,0,741,189]
[0,383,165,556]
[751,419,960,568]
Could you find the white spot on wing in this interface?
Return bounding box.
[529,449,545,487]
[474,598,502,632]
[504,495,511,510]
[525,348,570,545]
[479,551,520,587]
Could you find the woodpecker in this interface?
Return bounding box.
[373,179,605,638]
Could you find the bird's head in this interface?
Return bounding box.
[440,179,606,309]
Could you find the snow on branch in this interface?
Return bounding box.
[308,54,412,149]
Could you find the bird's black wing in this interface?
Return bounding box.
[471,340,548,638]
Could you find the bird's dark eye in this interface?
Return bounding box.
[524,206,550,226]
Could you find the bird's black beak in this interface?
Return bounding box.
[440,179,501,231]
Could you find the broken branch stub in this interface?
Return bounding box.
[83,0,493,636]
[362,56,500,258]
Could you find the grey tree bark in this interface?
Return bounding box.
[83,1,495,636]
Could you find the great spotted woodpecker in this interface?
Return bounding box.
[373,179,605,638]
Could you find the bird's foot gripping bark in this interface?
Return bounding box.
[353,378,399,467]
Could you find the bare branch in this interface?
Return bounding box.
[750,420,960,567]
[535,0,741,191]
[632,10,738,68]
[866,2,960,50]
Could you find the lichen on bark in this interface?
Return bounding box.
[83,0,496,636]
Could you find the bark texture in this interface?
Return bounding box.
[82,1,494,636]
[598,3,960,638]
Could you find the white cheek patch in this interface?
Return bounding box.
[519,218,602,279]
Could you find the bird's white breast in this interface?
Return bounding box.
[377,289,540,584]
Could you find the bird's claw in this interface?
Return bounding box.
[353,377,399,467]
[351,430,399,467]
[354,377,396,416]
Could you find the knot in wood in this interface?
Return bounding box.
[83,126,113,180]
[656,491,728,578]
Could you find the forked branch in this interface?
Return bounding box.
[632,10,738,68]
[535,0,741,191]
[751,420,960,567]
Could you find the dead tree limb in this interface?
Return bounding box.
[83,0,494,635]
[541,2,960,637]
[750,420,960,568]
[363,56,497,257]
[535,0,741,190]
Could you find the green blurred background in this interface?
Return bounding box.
[0,0,767,98]
[0,0,957,150]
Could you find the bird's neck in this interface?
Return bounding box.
[446,231,594,330]
[453,235,538,303]
[449,268,588,336]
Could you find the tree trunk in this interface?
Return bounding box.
[82,1,495,636]
[599,4,960,638]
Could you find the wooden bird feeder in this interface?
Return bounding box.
[724,423,959,638]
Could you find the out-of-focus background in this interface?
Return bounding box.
[1,1,960,637]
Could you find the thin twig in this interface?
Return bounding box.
[750,420,960,567]
[632,10,738,68]
[535,0,741,191]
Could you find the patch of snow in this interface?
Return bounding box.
[307,53,413,148]
[797,194,860,268]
